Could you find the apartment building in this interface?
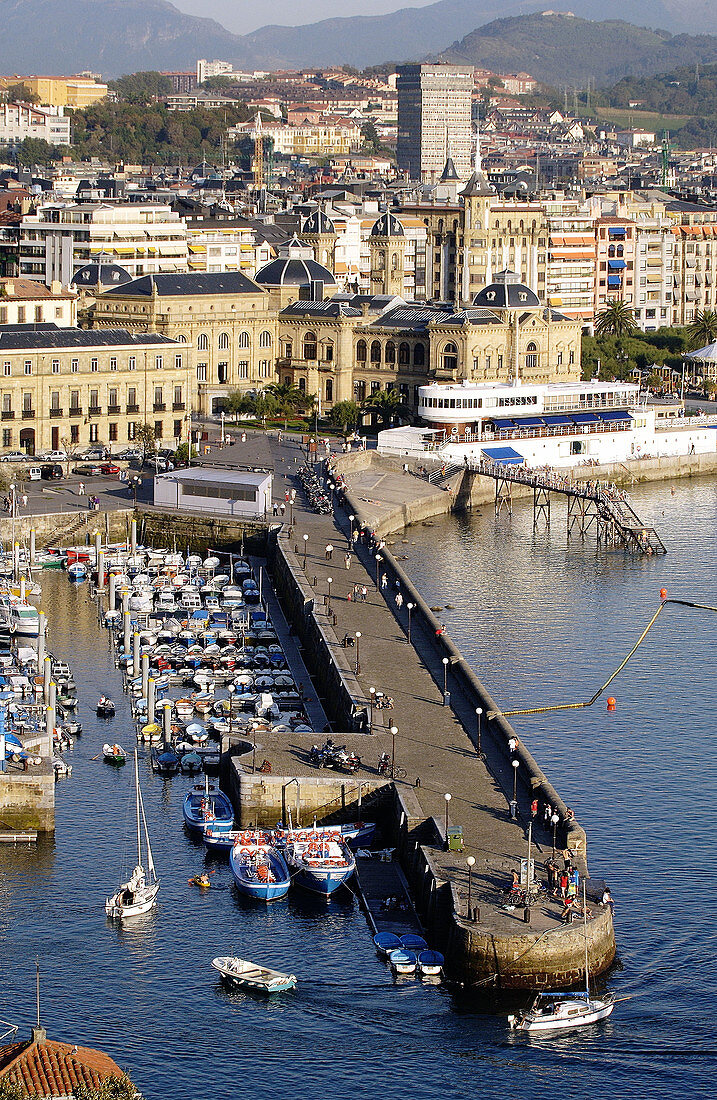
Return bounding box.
[0,278,76,326]
[17,203,189,284]
[0,326,187,455]
[0,102,70,147]
[0,75,107,108]
[397,65,474,182]
[668,201,717,325]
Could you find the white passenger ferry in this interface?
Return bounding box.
[378,379,717,469]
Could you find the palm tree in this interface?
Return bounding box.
[265,382,311,428]
[361,387,410,428]
[594,299,637,337]
[687,308,717,349]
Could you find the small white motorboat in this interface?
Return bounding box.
[211,956,297,994]
[389,948,417,976]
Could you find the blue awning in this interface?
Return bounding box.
[542,414,572,425]
[608,227,626,236]
[490,417,516,429]
[608,259,626,269]
[571,412,600,424]
[596,409,633,422]
[481,446,524,465]
[607,275,621,287]
[512,416,544,427]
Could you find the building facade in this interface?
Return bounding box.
[0,102,70,147]
[397,64,474,182]
[0,326,187,454]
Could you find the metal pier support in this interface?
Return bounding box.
[495,477,513,517]
[567,493,598,541]
[533,486,551,530]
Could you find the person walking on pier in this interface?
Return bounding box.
[325,543,334,560]
[380,573,388,590]
[344,552,351,570]
[361,585,368,602]
[395,591,403,609]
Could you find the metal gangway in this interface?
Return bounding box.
[465,457,667,555]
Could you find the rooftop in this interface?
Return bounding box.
[0,1036,125,1097]
[0,324,179,350]
[101,271,265,298]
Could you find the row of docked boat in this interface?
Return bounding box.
[373,932,444,978]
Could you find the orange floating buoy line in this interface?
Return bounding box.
[607,697,616,712]
[660,588,668,600]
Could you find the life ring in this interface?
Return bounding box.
[240,848,251,856]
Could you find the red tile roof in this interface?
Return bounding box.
[0,1038,126,1097]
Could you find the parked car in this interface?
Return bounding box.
[73,463,102,476]
[38,450,67,463]
[116,448,142,461]
[100,463,120,476]
[0,451,30,462]
[40,463,63,480]
[79,447,108,460]
[153,457,174,472]
[27,467,42,481]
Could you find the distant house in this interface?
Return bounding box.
[0,1024,135,1098]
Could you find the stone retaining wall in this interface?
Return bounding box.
[0,763,54,832]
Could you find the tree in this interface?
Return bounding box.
[361,388,410,427]
[328,400,360,435]
[15,138,68,166]
[74,1075,140,1100]
[108,72,172,104]
[594,299,637,337]
[687,308,717,349]
[3,82,39,104]
[265,382,311,427]
[136,422,158,464]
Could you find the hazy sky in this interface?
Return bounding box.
[173,0,433,34]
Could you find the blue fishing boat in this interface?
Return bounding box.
[284,831,356,896]
[183,779,234,835]
[373,932,402,958]
[203,828,239,853]
[400,933,428,952]
[180,751,203,775]
[417,949,444,977]
[230,834,290,901]
[389,949,417,975]
[151,743,180,776]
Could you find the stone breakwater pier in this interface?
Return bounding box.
[195,431,617,990]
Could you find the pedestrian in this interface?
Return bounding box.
[414,776,421,788]
[344,552,351,569]
[21,493,27,508]
[558,869,569,899]
[395,591,403,609]
[325,543,333,560]
[284,489,289,502]
[543,802,553,826]
[278,429,283,443]
[78,482,85,496]
[272,502,278,516]
[530,798,538,822]
[279,502,286,516]
[561,896,575,923]
[361,585,368,602]
[380,572,387,589]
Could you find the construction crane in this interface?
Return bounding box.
[252,113,263,192]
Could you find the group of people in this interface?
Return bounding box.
[349,583,368,602]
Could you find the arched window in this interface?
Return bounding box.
[176,334,187,343]
[608,245,615,258]
[617,244,624,257]
[298,377,306,392]
[325,379,333,402]
[413,343,425,366]
[525,341,538,370]
[441,342,458,372]
[385,341,396,364]
[237,331,250,349]
[398,342,410,365]
[218,332,230,350]
[370,340,381,363]
[259,330,272,348]
[197,333,208,351]
[356,339,367,363]
[303,331,317,360]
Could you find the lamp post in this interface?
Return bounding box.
[406,601,414,643]
[512,757,519,802]
[467,855,475,918]
[302,533,309,570]
[289,500,294,525]
[390,724,397,778]
[375,552,382,587]
[444,792,452,848]
[355,630,361,675]
[227,682,235,742]
[442,656,449,704]
[476,707,483,756]
[326,576,333,616]
[327,481,335,506]
[369,687,375,731]
[551,812,560,858]
[348,513,355,549]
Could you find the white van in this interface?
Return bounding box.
[27,467,42,481]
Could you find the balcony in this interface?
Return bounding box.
[153,403,166,412]
[172,402,185,411]
[126,404,139,413]
[49,408,63,418]
[88,405,102,417]
[69,406,82,417]
[107,404,121,415]
[21,409,35,419]
[1,410,14,420]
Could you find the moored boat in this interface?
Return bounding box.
[150,743,180,776]
[183,778,234,835]
[229,833,290,902]
[105,749,159,919]
[373,932,402,958]
[389,948,417,975]
[96,696,115,717]
[211,956,297,994]
[284,831,356,896]
[103,743,126,765]
[417,949,444,977]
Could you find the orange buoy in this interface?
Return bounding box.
[660,588,667,599]
[607,696,616,711]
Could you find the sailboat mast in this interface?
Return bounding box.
[135,748,141,865]
[138,782,155,877]
[583,880,589,994]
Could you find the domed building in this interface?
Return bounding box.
[299,209,337,272]
[71,261,132,291]
[369,212,406,297]
[472,269,540,310]
[255,237,336,306]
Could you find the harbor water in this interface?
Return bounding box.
[0,477,715,1099]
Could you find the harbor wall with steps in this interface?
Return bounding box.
[0,508,134,549]
[0,761,54,832]
[134,508,269,557]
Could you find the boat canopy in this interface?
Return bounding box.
[480,446,525,465]
[596,409,633,422]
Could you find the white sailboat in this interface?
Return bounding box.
[508,884,615,1034]
[105,749,159,920]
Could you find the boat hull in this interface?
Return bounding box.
[230,847,290,901]
[105,881,159,919]
[510,996,615,1033]
[182,787,234,835]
